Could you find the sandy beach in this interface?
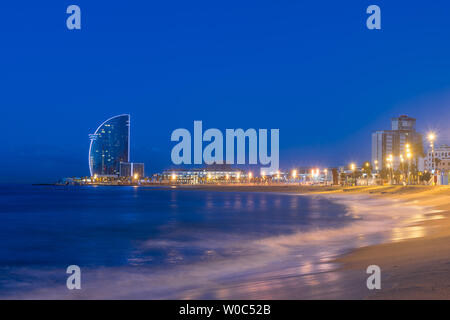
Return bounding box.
[169,184,450,299]
[2,184,448,300]
[333,185,450,299]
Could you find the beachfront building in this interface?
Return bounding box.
[89,114,130,177]
[371,115,424,170]
[159,165,245,184]
[424,145,450,173]
[120,162,145,178]
[292,167,332,185]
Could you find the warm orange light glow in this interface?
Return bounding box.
[292,169,297,178]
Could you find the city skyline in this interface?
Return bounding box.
[3,1,450,183]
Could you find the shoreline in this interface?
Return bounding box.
[168,184,450,299]
[333,186,450,299]
[7,184,450,299]
[30,183,450,298]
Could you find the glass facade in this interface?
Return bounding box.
[119,162,144,178]
[89,114,130,176]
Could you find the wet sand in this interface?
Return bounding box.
[171,184,450,299]
[334,185,450,299]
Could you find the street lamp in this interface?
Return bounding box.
[428,133,436,142]
[350,163,356,186]
[428,133,436,182]
[386,154,393,184]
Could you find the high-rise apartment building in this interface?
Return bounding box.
[372,115,424,170]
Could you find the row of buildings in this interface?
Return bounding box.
[80,114,449,185]
[154,165,337,185]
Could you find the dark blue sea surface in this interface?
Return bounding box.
[0,185,411,299]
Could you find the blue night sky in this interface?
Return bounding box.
[2,1,450,183]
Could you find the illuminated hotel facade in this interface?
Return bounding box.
[89,114,130,177]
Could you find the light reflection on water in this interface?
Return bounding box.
[390,226,426,242]
[0,186,437,299]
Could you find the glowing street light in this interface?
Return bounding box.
[292,169,297,179]
[428,132,436,177]
[349,163,356,186]
[428,132,436,142]
[248,172,253,180]
[171,173,176,181]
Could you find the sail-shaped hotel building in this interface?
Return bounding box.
[88,114,130,177]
